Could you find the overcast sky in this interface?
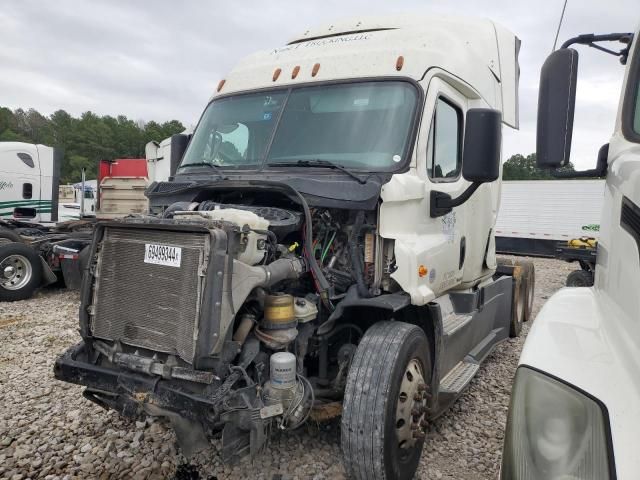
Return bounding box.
[1,0,637,169]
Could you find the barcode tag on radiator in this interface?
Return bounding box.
[144,243,182,268]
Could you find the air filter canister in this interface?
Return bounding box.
[270,352,297,390]
[263,293,296,329]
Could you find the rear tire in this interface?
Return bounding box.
[519,261,535,322]
[342,321,431,480]
[0,243,43,301]
[566,269,593,287]
[509,274,526,338]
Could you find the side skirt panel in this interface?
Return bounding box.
[429,275,513,417]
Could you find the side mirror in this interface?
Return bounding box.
[431,108,502,218]
[536,48,579,168]
[169,133,191,177]
[462,108,502,183]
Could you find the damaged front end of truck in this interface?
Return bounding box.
[53,175,410,461]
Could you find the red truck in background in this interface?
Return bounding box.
[97,159,149,218]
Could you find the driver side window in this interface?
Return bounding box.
[427,97,463,181]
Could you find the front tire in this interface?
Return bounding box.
[0,243,43,301]
[342,321,431,480]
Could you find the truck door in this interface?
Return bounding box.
[18,149,41,221]
[418,78,470,295]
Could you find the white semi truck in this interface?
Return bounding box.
[501,30,639,479]
[0,142,95,301]
[0,142,61,223]
[55,15,533,479]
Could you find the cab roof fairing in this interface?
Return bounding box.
[210,15,520,129]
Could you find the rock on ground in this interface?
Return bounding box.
[0,257,574,479]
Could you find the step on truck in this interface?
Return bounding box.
[501,30,639,479]
[54,15,533,479]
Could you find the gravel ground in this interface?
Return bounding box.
[0,257,575,480]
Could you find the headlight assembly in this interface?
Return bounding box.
[501,367,614,480]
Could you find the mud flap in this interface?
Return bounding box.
[40,257,58,286]
[221,409,268,464]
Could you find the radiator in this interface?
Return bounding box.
[90,226,209,364]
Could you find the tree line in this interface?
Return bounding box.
[502,153,577,180]
[0,106,185,184]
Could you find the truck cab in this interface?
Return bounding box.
[56,15,531,480]
[0,142,61,223]
[502,30,640,479]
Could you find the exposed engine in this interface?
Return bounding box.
[72,192,392,462]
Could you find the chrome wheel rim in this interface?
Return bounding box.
[1,255,32,290]
[395,358,429,454]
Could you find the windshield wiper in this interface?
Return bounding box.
[177,162,228,179]
[269,159,367,184]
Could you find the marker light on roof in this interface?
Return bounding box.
[273,68,282,81]
[396,56,404,71]
[216,79,225,92]
[312,63,320,77]
[292,66,300,79]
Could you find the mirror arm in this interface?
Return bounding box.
[560,32,634,64]
[548,143,609,179]
[430,182,481,218]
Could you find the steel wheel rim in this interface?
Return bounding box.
[1,254,32,290]
[395,358,428,457]
[517,285,526,325]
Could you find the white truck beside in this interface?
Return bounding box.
[55,15,533,480]
[502,30,639,479]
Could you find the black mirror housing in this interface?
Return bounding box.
[462,108,502,183]
[536,48,579,169]
[169,133,191,177]
[431,108,502,217]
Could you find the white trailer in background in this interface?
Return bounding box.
[0,142,61,223]
[145,129,193,184]
[495,179,604,256]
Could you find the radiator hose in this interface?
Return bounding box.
[262,256,306,286]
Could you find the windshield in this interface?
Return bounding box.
[179,81,418,171]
